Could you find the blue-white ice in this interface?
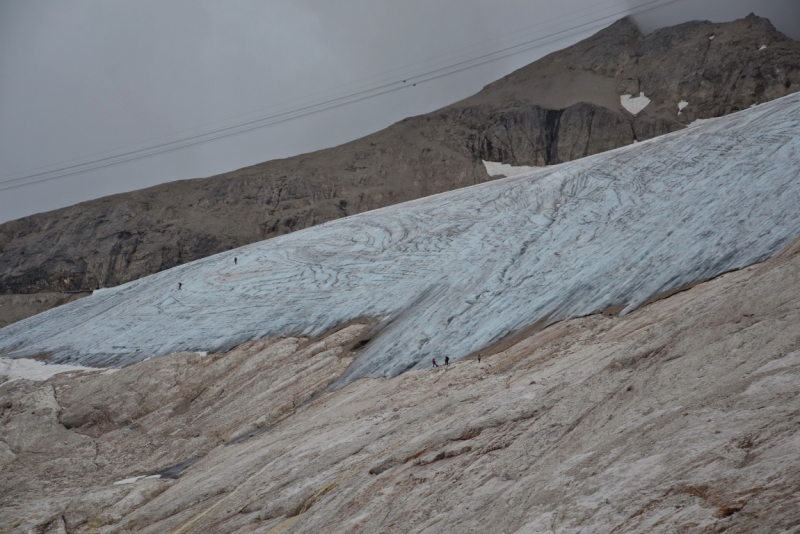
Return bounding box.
[2,93,800,385]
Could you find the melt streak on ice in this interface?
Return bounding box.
[2,94,800,384]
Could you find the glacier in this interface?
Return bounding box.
[1,93,800,385]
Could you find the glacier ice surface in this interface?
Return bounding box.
[2,93,800,386]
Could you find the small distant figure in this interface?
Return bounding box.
[234,257,237,265]
[432,358,438,368]
[477,354,481,363]
[178,282,182,290]
[445,356,450,366]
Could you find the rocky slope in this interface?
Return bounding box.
[2,233,799,533]
[1,14,798,325]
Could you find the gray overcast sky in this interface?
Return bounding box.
[1,0,798,223]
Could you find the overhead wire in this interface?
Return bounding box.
[0,0,640,180]
[0,0,687,192]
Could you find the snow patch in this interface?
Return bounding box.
[620,92,651,116]
[760,44,767,50]
[709,35,715,41]
[677,100,689,115]
[483,161,536,177]
[0,358,102,382]
[113,474,161,486]
[688,118,713,128]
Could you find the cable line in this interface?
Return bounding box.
[0,0,641,180]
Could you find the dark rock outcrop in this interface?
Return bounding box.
[0,14,797,321]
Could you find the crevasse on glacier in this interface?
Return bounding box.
[2,93,799,385]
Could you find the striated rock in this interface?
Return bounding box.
[0,15,798,323]
[1,235,799,532]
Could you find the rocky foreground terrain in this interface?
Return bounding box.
[1,14,798,325]
[1,233,799,533]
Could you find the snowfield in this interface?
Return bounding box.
[2,93,800,384]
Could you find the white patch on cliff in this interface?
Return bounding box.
[677,100,689,115]
[113,474,161,485]
[620,92,651,116]
[760,44,767,50]
[688,118,712,128]
[483,161,536,177]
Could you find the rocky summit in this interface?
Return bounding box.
[1,14,798,326]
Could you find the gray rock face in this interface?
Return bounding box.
[466,102,635,166]
[0,15,797,320]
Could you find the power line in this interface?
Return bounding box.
[0,0,640,179]
[0,0,686,192]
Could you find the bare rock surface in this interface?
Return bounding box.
[2,235,800,533]
[1,15,797,324]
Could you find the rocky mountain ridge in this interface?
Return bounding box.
[1,14,798,326]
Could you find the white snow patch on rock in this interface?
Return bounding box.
[688,118,712,128]
[0,358,101,382]
[483,161,536,177]
[620,92,651,116]
[677,100,689,115]
[113,474,161,486]
[760,44,767,50]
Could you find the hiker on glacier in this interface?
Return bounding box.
[432,358,438,368]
